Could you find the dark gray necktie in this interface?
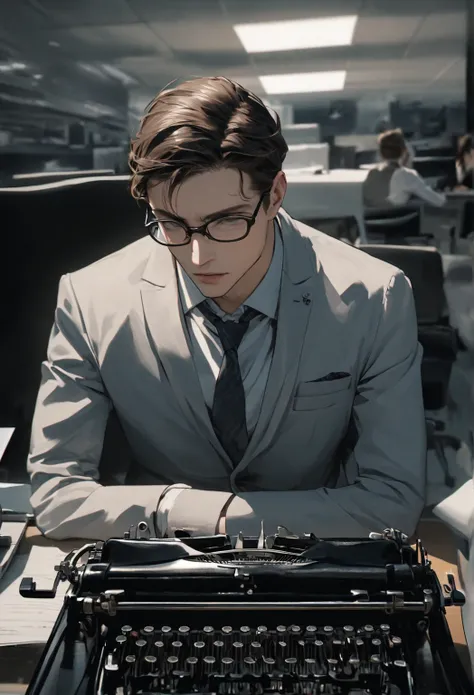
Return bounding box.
[199,302,259,465]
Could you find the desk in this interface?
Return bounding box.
[285,169,368,242]
[0,520,469,693]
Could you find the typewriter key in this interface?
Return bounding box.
[305,625,317,637]
[153,640,164,658]
[115,634,127,650]
[394,659,407,668]
[171,640,183,656]
[304,657,317,676]
[323,626,334,637]
[125,654,138,679]
[203,655,216,673]
[179,625,191,636]
[141,625,154,637]
[194,640,206,656]
[289,625,301,635]
[250,641,262,656]
[284,657,297,673]
[104,653,119,672]
[144,654,158,675]
[327,658,338,673]
[185,656,199,677]
[343,625,355,638]
[314,640,325,667]
[242,656,255,673]
[166,655,179,677]
[364,625,375,636]
[256,625,268,635]
[370,654,382,674]
[391,636,403,661]
[161,625,172,639]
[121,625,133,637]
[262,656,275,674]
[232,641,244,664]
[221,657,234,674]
[203,625,214,637]
[276,625,287,636]
[135,638,147,662]
[348,656,360,669]
[213,639,224,653]
[371,638,382,650]
[221,626,233,647]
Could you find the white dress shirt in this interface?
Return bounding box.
[177,224,283,434]
[388,166,446,207]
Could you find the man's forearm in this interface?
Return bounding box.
[163,474,423,541]
[221,479,424,540]
[31,476,171,540]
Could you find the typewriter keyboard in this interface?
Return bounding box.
[99,622,415,694]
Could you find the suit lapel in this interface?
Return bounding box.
[140,244,233,470]
[233,212,317,472]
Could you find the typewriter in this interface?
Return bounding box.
[19,523,474,695]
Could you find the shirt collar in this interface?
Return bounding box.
[177,220,283,320]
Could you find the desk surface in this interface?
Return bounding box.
[0,519,470,693]
[286,169,368,184]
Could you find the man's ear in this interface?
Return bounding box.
[267,170,287,217]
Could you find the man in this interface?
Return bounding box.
[363,129,446,209]
[28,76,426,541]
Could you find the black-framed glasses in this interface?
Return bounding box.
[144,190,270,246]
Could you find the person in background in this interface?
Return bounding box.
[363,129,446,209]
[453,134,474,242]
[455,134,474,190]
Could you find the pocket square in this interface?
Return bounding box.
[313,372,350,383]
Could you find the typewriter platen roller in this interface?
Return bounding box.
[20,524,474,695]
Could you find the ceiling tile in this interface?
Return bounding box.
[33,0,139,26]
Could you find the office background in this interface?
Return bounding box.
[0,0,470,180]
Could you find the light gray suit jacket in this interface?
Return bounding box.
[28,209,426,541]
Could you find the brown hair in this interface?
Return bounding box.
[129,76,288,210]
[378,129,406,161]
[456,133,473,171]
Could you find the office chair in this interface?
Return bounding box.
[0,176,144,482]
[359,244,460,488]
[364,205,434,245]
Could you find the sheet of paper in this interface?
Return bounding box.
[0,483,32,513]
[433,479,474,541]
[0,545,68,646]
[0,428,14,462]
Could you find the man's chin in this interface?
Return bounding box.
[194,276,232,297]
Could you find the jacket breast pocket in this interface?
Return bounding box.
[293,375,352,411]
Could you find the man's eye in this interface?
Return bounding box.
[161,221,183,230]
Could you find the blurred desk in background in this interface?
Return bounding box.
[285,169,368,242]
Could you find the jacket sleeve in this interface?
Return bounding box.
[168,272,427,540]
[28,273,171,540]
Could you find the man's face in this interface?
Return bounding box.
[147,168,285,299]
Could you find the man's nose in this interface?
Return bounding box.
[190,235,215,266]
